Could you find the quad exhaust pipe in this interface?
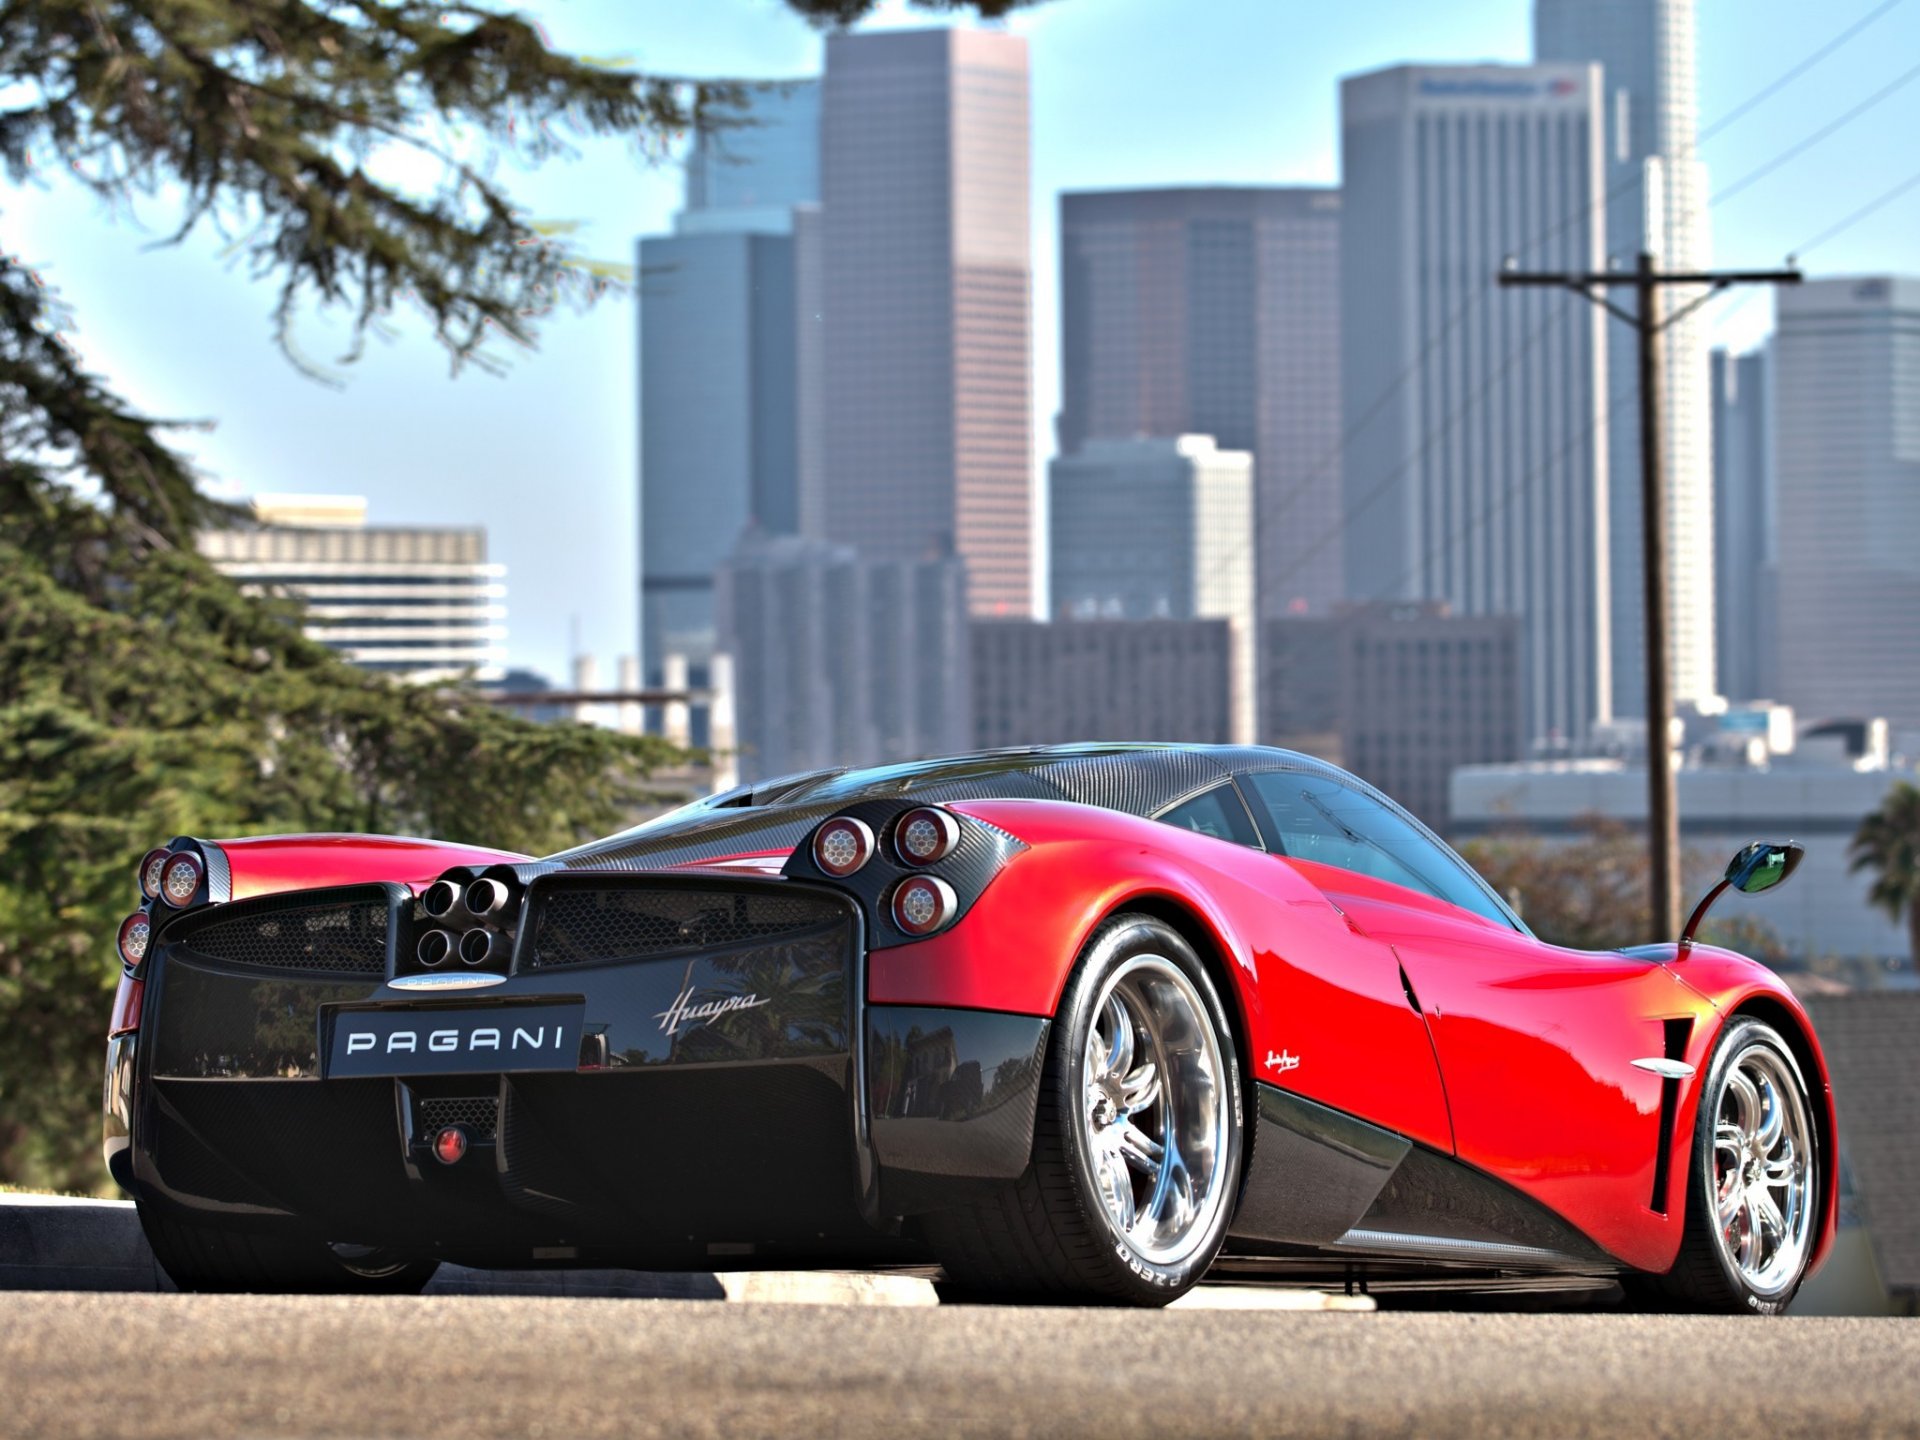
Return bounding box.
[416,929,456,967]
[459,928,501,966]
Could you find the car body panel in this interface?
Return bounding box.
[213,833,530,901]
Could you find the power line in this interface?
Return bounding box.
[1255,0,1907,550]
[1711,56,1920,206]
[1695,0,1908,143]
[1791,162,1920,256]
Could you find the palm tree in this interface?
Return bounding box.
[1850,782,1920,965]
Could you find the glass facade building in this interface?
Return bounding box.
[1058,187,1343,618]
[1339,62,1611,747]
[1536,0,1716,711]
[819,29,1034,618]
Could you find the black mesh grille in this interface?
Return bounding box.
[178,899,389,975]
[419,1095,499,1140]
[531,886,847,970]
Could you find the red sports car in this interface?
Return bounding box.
[103,743,1834,1310]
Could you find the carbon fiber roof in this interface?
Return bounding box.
[549,743,1358,870]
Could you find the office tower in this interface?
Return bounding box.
[200,495,506,683]
[1710,347,1774,704]
[1339,63,1610,746]
[1048,435,1255,743]
[1262,603,1525,830]
[1773,278,1920,730]
[715,534,971,781]
[1536,0,1716,712]
[682,81,820,228]
[971,619,1235,750]
[638,83,819,687]
[1058,187,1343,616]
[820,29,1033,616]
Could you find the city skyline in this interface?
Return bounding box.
[17,0,1920,683]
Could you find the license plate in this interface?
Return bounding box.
[325,1003,586,1078]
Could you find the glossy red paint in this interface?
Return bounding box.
[875,799,1456,1156]
[1326,875,1711,1273]
[871,797,1837,1276]
[210,833,530,902]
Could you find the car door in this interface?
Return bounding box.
[1237,769,1708,1269]
[1157,783,1454,1157]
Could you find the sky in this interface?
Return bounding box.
[14,0,1920,683]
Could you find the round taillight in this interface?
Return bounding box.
[158,852,204,908]
[421,879,461,918]
[895,807,960,865]
[464,879,509,917]
[117,912,152,966]
[138,848,171,901]
[459,929,498,966]
[416,930,453,967]
[813,817,876,878]
[433,1126,468,1165]
[891,876,959,937]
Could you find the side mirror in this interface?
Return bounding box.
[1678,841,1804,956]
[1726,841,1804,896]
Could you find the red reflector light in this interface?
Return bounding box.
[891,876,959,937]
[812,816,876,878]
[158,852,204,908]
[108,973,144,1037]
[432,1127,468,1165]
[117,911,152,967]
[896,807,960,865]
[138,848,171,901]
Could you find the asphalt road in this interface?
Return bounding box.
[2,1293,1917,1439]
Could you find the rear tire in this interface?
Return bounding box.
[1643,1017,1819,1315]
[141,1209,438,1295]
[924,914,1243,1306]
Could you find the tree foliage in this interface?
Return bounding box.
[1459,817,1789,962]
[1850,780,1920,965]
[1,0,1024,1189]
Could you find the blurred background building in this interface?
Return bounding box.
[1057,186,1344,619]
[200,494,507,683]
[637,81,819,702]
[1338,62,1611,749]
[1772,276,1920,738]
[1263,603,1525,830]
[1048,435,1255,743]
[971,619,1234,751]
[819,28,1033,617]
[1535,0,1718,716]
[715,532,970,781]
[1451,707,1914,958]
[1711,346,1775,705]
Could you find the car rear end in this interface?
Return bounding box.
[107,802,1039,1276]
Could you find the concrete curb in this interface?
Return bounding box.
[0,1195,1369,1309]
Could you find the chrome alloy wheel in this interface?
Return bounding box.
[1708,1043,1815,1298]
[1078,955,1231,1268]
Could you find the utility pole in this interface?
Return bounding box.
[1499,252,1800,942]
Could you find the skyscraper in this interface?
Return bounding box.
[1773,277,1920,731]
[1536,0,1716,711]
[1058,187,1344,617]
[820,29,1033,616]
[1339,63,1611,745]
[681,82,820,228]
[637,83,819,686]
[1710,347,1774,704]
[1049,435,1255,742]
